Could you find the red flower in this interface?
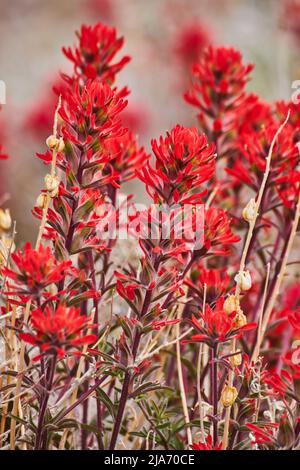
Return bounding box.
[0,144,8,160]
[62,23,130,85]
[174,22,211,68]
[227,108,300,207]
[185,265,230,305]
[2,243,71,301]
[193,435,222,450]
[262,370,295,399]
[60,80,126,141]
[20,303,96,358]
[187,297,256,346]
[138,125,215,204]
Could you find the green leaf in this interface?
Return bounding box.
[130,382,172,399]
[96,388,116,418]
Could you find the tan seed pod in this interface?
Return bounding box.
[242,198,256,222]
[234,270,252,291]
[234,310,247,328]
[36,193,48,209]
[230,352,242,366]
[221,385,238,407]
[46,135,65,152]
[0,208,12,231]
[44,174,60,193]
[223,294,239,314]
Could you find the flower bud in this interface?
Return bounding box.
[0,209,12,231]
[221,385,238,407]
[234,270,252,291]
[242,198,256,222]
[45,174,60,194]
[223,294,239,314]
[36,193,48,209]
[46,135,65,152]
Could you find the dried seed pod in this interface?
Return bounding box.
[224,294,239,314]
[221,385,238,407]
[46,134,65,152]
[0,208,12,231]
[230,351,242,366]
[242,198,256,222]
[36,193,48,209]
[44,174,60,193]
[234,270,252,291]
[234,310,247,328]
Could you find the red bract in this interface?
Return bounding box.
[204,206,240,253]
[138,125,216,204]
[193,435,222,450]
[62,23,130,85]
[104,130,150,183]
[188,297,256,346]
[20,303,96,358]
[246,422,278,445]
[234,94,273,136]
[288,307,300,331]
[2,243,71,301]
[262,370,295,399]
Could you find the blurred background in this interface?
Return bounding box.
[1,0,300,243]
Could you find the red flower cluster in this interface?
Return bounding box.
[62,23,130,85]
[2,243,71,302]
[139,125,216,204]
[35,81,128,256]
[174,22,211,69]
[185,265,230,309]
[228,115,300,207]
[20,303,96,358]
[185,46,253,137]
[188,297,256,346]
